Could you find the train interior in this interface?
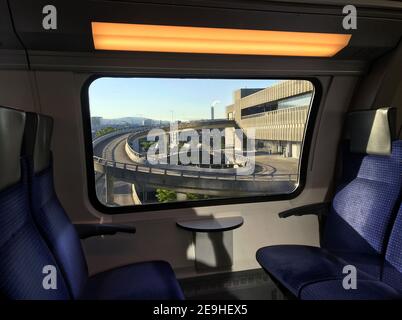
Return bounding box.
[0,0,402,302]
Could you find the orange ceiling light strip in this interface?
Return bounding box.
[91,22,351,57]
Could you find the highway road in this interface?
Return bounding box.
[94,132,137,206]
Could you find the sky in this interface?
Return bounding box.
[88,77,278,121]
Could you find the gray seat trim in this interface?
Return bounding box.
[25,112,53,174]
[347,107,396,155]
[0,106,25,191]
[34,114,53,174]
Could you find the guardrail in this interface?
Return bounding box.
[93,156,298,182]
[143,149,253,175]
[92,128,134,148]
[93,155,298,195]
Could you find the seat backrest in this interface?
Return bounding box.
[383,203,402,292]
[323,108,402,256]
[0,106,70,299]
[24,112,88,299]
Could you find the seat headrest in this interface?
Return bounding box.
[25,112,54,174]
[0,106,26,191]
[346,107,396,156]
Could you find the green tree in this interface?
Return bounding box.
[156,189,177,203]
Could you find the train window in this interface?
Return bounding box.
[86,78,315,211]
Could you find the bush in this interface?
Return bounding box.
[156,189,209,202]
[95,127,117,138]
[140,140,155,152]
[156,189,177,202]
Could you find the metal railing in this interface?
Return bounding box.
[93,156,299,183]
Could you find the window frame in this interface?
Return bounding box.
[81,75,322,215]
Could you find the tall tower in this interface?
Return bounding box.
[211,100,219,120]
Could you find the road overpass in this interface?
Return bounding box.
[92,121,298,205]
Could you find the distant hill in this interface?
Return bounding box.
[100,117,169,126]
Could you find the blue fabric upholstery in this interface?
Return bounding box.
[300,279,401,300]
[82,261,185,300]
[256,245,375,297]
[383,205,402,292]
[30,166,88,299]
[256,140,402,299]
[332,251,383,279]
[0,162,70,300]
[323,141,402,255]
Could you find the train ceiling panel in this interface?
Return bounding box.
[0,0,22,50]
[1,0,402,71]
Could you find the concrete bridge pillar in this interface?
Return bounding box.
[176,192,188,201]
[105,168,115,205]
[224,127,235,163]
[142,185,148,202]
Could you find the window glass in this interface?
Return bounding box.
[88,78,314,208]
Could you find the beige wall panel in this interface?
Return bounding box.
[0,70,38,111]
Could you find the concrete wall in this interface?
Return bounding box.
[92,128,133,149]
[241,105,309,142]
[125,140,145,164]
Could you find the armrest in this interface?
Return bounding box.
[278,202,331,219]
[74,224,136,239]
